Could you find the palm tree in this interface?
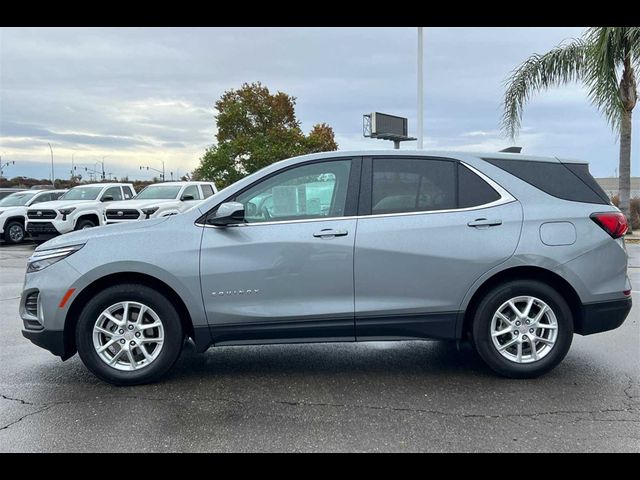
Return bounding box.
[502,27,639,230]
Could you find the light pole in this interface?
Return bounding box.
[48,143,55,188]
[70,153,77,181]
[417,27,424,150]
[0,156,15,180]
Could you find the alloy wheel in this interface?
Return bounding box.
[92,301,164,371]
[490,296,558,364]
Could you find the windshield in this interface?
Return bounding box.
[135,185,182,200]
[0,191,38,207]
[60,186,103,201]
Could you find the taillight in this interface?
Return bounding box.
[590,212,628,239]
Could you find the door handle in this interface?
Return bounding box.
[467,218,502,228]
[313,228,348,238]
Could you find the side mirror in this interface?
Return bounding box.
[209,202,245,227]
[102,195,114,202]
[181,194,195,201]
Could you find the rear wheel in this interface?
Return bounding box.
[4,221,25,244]
[471,280,573,378]
[76,284,184,385]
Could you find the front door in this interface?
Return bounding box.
[199,158,359,345]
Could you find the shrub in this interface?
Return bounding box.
[610,195,640,230]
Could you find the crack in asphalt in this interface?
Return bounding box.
[0,405,53,432]
[2,390,638,433]
[0,394,34,405]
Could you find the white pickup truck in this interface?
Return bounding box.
[26,183,136,241]
[104,181,217,224]
[0,189,67,244]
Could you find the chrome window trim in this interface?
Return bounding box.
[196,161,516,229]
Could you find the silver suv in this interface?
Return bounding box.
[19,151,632,385]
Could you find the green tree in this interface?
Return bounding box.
[502,27,639,229]
[193,82,338,188]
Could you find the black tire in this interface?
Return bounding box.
[471,279,573,378]
[75,218,96,230]
[4,221,25,244]
[76,284,184,385]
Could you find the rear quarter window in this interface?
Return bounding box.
[483,158,608,205]
[458,164,501,208]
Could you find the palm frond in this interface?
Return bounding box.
[583,27,626,130]
[501,39,589,139]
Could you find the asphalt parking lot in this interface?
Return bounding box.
[0,241,638,452]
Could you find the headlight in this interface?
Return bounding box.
[0,210,4,216]
[141,207,159,218]
[27,244,84,273]
[58,207,76,221]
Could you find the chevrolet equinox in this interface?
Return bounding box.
[20,151,632,385]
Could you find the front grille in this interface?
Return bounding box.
[27,209,57,219]
[25,292,39,317]
[105,209,140,220]
[26,222,59,234]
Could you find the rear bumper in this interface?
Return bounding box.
[577,297,632,335]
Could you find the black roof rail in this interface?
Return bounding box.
[499,146,522,153]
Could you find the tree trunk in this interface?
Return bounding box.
[618,109,632,231]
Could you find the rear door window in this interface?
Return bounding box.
[371,158,456,214]
[201,184,215,198]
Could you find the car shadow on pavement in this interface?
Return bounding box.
[166,339,494,382]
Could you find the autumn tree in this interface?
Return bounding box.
[193,82,338,188]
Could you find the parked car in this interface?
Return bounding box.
[20,150,632,385]
[104,181,217,224]
[0,189,67,244]
[0,188,26,201]
[25,183,135,241]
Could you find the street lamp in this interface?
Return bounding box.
[70,153,77,181]
[48,143,55,188]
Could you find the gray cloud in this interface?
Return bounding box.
[0,27,637,180]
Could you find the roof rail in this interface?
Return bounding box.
[499,146,522,153]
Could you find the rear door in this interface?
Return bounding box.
[354,156,523,340]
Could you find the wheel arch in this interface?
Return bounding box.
[74,212,101,229]
[4,215,26,227]
[63,272,196,359]
[459,266,583,340]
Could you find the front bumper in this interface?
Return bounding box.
[21,328,68,358]
[26,221,62,239]
[577,297,632,335]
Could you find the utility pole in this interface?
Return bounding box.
[48,143,55,188]
[417,27,424,150]
[70,153,76,181]
[101,156,107,181]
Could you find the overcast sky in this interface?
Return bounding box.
[1,27,637,181]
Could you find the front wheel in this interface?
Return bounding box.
[76,284,184,385]
[75,218,96,230]
[4,221,25,244]
[471,280,573,378]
